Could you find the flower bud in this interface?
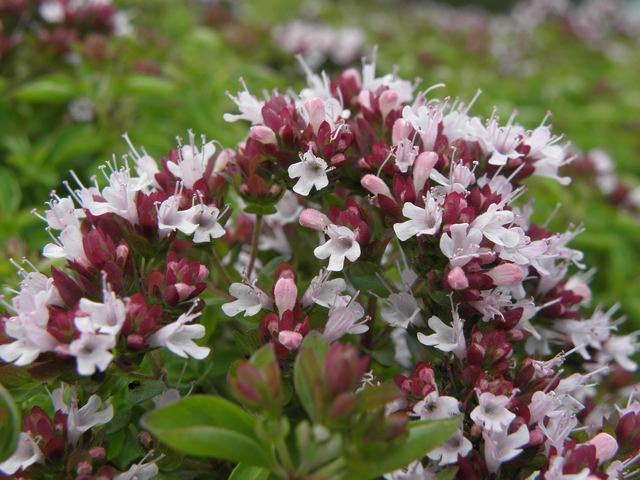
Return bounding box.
[274,271,297,317]
[89,447,106,460]
[361,174,392,198]
[585,432,618,464]
[447,266,469,290]
[278,330,303,350]
[249,125,277,145]
[487,263,525,286]
[392,119,412,145]
[324,343,369,396]
[299,208,329,231]
[379,90,399,120]
[77,461,93,476]
[305,98,326,135]
[413,152,438,193]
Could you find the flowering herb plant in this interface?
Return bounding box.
[1,53,639,479]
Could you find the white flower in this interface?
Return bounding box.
[314,224,361,272]
[287,148,330,196]
[414,391,460,420]
[439,223,484,267]
[384,460,435,480]
[0,316,58,366]
[39,0,64,23]
[427,430,472,466]
[483,424,530,473]
[184,204,226,243]
[115,460,160,480]
[66,393,114,445]
[76,284,126,336]
[394,194,443,241]
[323,303,368,343]
[148,310,210,360]
[470,392,515,432]
[166,132,216,189]
[222,282,272,317]
[223,80,264,124]
[157,195,198,238]
[471,204,520,248]
[0,433,43,475]
[78,164,145,224]
[471,115,524,167]
[44,195,83,230]
[381,292,422,328]
[542,455,590,480]
[417,313,466,360]
[394,139,418,173]
[43,224,87,264]
[402,104,443,151]
[68,317,116,376]
[301,270,347,308]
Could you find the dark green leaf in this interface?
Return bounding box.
[293,332,328,422]
[346,417,460,478]
[343,262,387,297]
[141,395,271,467]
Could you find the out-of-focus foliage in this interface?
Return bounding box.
[1,0,639,326]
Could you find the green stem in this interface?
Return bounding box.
[247,215,263,279]
[211,246,232,286]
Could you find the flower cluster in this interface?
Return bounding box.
[1,54,638,478]
[272,20,365,69]
[0,131,229,376]
[0,0,130,60]
[219,55,639,477]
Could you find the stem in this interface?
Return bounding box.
[362,295,378,350]
[211,246,232,286]
[247,214,263,279]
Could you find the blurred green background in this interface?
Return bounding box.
[1,0,639,324]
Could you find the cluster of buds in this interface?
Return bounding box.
[0,0,130,60]
[1,53,639,478]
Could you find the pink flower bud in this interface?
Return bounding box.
[305,98,326,135]
[413,151,438,193]
[487,263,525,286]
[392,119,412,145]
[341,68,361,88]
[77,461,93,476]
[89,447,106,460]
[138,432,153,448]
[278,330,303,350]
[361,174,392,198]
[379,90,399,120]
[586,432,618,464]
[299,208,329,231]
[249,125,277,145]
[127,334,146,350]
[274,273,297,317]
[447,266,469,290]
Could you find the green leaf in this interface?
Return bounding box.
[346,417,460,478]
[0,168,21,215]
[141,395,272,468]
[343,262,387,297]
[124,75,177,96]
[293,332,328,422]
[13,75,78,102]
[0,383,21,463]
[229,463,270,480]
